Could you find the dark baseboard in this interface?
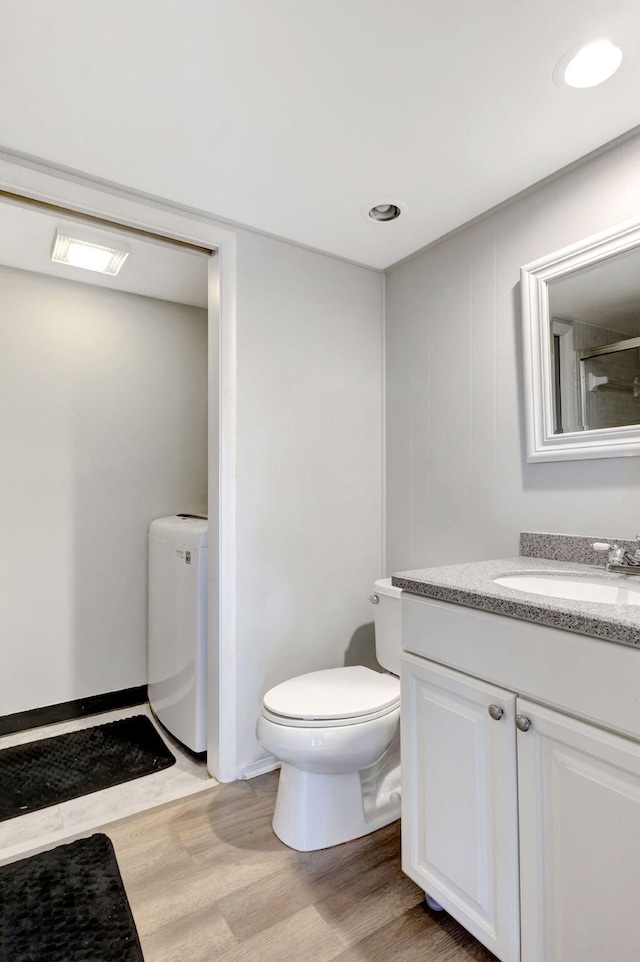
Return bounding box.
[0,686,148,737]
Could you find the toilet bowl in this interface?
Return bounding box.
[257,578,402,852]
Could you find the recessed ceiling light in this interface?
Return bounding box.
[557,39,622,89]
[51,229,129,275]
[368,203,402,222]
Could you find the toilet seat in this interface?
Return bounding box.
[262,666,400,729]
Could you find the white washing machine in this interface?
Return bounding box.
[148,515,208,752]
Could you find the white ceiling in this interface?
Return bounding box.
[1,0,640,269]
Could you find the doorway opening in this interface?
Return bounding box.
[0,160,238,794]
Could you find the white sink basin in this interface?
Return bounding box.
[494,573,640,607]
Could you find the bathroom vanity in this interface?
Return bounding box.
[395,535,640,962]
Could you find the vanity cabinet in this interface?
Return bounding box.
[401,593,640,962]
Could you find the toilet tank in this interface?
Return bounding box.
[372,577,403,676]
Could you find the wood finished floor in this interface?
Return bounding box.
[104,771,498,962]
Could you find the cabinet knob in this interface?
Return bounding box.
[488,704,504,721]
[515,714,532,732]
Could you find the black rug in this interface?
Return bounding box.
[0,715,176,821]
[0,833,144,961]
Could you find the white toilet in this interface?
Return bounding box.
[257,578,402,851]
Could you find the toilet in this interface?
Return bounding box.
[257,578,402,851]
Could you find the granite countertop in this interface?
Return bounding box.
[392,556,640,648]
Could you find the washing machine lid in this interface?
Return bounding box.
[263,666,400,722]
[149,515,208,547]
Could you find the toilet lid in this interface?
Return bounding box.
[263,666,400,722]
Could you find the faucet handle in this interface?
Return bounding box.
[610,545,625,564]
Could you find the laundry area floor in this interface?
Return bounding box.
[0,705,216,866]
[104,771,498,962]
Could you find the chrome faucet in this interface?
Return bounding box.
[592,538,640,574]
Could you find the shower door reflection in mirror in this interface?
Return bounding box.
[547,244,640,433]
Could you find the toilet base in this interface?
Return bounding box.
[272,754,401,852]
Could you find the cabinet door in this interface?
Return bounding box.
[401,653,520,962]
[517,698,640,962]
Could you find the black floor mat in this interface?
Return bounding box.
[0,833,144,961]
[0,715,176,821]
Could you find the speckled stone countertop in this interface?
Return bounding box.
[392,556,640,648]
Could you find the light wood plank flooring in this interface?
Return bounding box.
[104,771,498,962]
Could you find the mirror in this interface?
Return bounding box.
[521,216,640,461]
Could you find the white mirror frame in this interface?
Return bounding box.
[521,214,640,462]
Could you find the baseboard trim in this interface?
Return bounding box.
[0,686,148,737]
[239,756,280,780]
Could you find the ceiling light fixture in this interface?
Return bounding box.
[51,229,130,275]
[368,203,402,222]
[556,39,623,89]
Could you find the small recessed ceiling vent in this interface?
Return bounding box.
[368,203,402,222]
[51,228,130,275]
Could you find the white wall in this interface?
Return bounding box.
[0,265,207,715]
[385,132,640,574]
[234,230,384,770]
